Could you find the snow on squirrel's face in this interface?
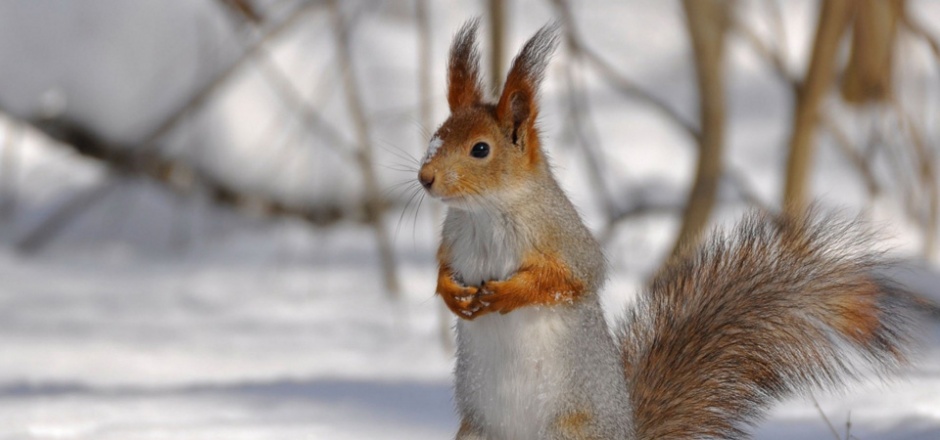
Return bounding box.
[417,106,538,210]
[422,135,444,165]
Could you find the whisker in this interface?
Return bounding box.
[413,191,427,249]
[380,163,420,173]
[395,186,424,242]
[380,142,422,166]
[382,179,420,201]
[412,121,434,141]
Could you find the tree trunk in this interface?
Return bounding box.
[669,0,729,258]
[783,0,853,212]
[487,0,507,94]
[329,0,401,297]
[841,0,903,104]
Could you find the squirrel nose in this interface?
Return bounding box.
[419,170,435,189]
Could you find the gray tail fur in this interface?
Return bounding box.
[619,209,919,439]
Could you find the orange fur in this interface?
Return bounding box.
[827,279,882,345]
[552,411,598,440]
[447,20,484,112]
[456,419,477,438]
[421,106,542,204]
[436,245,482,319]
[436,244,585,320]
[478,251,585,317]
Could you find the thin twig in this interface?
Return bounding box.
[581,46,701,142]
[487,0,507,95]
[667,0,729,259]
[891,96,939,258]
[729,9,800,90]
[550,0,699,142]
[811,395,844,440]
[16,176,120,253]
[217,0,354,158]
[0,120,22,222]
[141,0,325,150]
[781,0,852,211]
[415,0,453,352]
[900,10,940,64]
[328,0,401,297]
[819,114,881,197]
[552,0,618,220]
[4,114,354,252]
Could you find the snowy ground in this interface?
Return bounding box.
[1,1,940,439]
[0,220,938,439]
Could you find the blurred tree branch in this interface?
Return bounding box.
[0,120,21,223]
[553,0,618,221]
[328,0,401,297]
[7,0,350,254]
[550,0,698,142]
[840,0,903,104]
[668,0,730,259]
[4,115,352,253]
[144,0,335,152]
[892,98,939,257]
[488,0,507,95]
[901,8,940,62]
[218,0,354,158]
[221,0,263,24]
[731,4,884,201]
[415,0,454,350]
[782,0,853,212]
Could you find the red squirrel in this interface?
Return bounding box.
[418,20,918,440]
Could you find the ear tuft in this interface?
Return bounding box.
[496,22,561,145]
[447,19,484,112]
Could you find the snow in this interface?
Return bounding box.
[423,136,444,164]
[0,0,939,439]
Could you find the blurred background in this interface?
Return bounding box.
[1,0,939,438]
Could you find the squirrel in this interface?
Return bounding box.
[417,20,920,440]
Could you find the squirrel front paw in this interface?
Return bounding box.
[438,283,489,320]
[478,281,521,315]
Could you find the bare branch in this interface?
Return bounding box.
[891,97,939,258]
[217,0,354,158]
[0,120,22,222]
[581,47,701,142]
[729,10,800,90]
[782,0,853,212]
[328,0,401,297]
[811,395,844,440]
[899,8,940,67]
[220,0,264,24]
[667,0,730,259]
[487,0,507,94]
[552,0,617,220]
[142,0,326,150]
[550,0,700,142]
[818,114,881,197]
[16,176,120,253]
[5,115,352,253]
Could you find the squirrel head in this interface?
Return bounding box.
[418,19,560,209]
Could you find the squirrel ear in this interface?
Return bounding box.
[447,19,484,113]
[496,22,560,148]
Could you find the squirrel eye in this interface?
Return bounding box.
[470,142,490,158]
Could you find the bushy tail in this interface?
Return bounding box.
[619,209,919,440]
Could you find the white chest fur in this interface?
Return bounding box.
[445,208,573,439]
[457,309,572,440]
[444,208,523,285]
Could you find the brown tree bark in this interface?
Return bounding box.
[329,0,401,298]
[841,0,903,104]
[668,0,729,258]
[782,0,853,212]
[488,0,507,94]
